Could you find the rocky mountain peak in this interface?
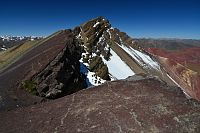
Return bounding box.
[72,17,159,86]
[74,17,111,46]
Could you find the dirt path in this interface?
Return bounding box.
[0,30,71,111]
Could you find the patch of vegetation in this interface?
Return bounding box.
[22,80,38,95]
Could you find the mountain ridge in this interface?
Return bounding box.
[0,16,200,109]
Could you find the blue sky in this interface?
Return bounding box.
[0,0,200,39]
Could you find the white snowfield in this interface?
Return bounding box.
[119,44,160,71]
[102,49,135,79]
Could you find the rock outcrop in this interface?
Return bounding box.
[1,76,200,132]
[32,30,85,98]
[0,30,85,110]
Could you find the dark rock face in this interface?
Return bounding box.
[32,31,85,98]
[1,77,200,132]
[74,17,112,79]
[0,30,73,111]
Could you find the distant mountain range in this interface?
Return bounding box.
[134,38,200,51]
[0,36,44,51]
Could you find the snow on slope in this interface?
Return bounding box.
[102,49,135,79]
[93,21,100,27]
[119,44,160,71]
[1,47,7,51]
[79,54,106,87]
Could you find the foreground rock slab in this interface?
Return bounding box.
[1,78,200,132]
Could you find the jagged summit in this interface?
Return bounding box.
[72,17,163,85]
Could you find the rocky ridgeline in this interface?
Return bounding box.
[31,30,85,98]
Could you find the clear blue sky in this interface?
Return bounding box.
[0,0,200,39]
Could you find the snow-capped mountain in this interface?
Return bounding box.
[0,36,44,51]
[0,35,43,41]
[72,17,200,101]
[74,17,164,86]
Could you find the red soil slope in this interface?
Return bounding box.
[147,47,200,68]
[147,47,200,101]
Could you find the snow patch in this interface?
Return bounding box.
[102,49,135,79]
[95,32,99,36]
[119,44,160,71]
[80,53,106,87]
[92,52,97,57]
[93,21,100,28]
[120,45,142,66]
[131,48,160,70]
[118,35,123,45]
[97,35,110,51]
[106,29,112,39]
[1,47,7,51]
[87,71,106,86]
[98,35,105,43]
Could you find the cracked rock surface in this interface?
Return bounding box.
[1,78,200,132]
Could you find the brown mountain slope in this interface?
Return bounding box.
[0,30,84,111]
[0,76,200,133]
